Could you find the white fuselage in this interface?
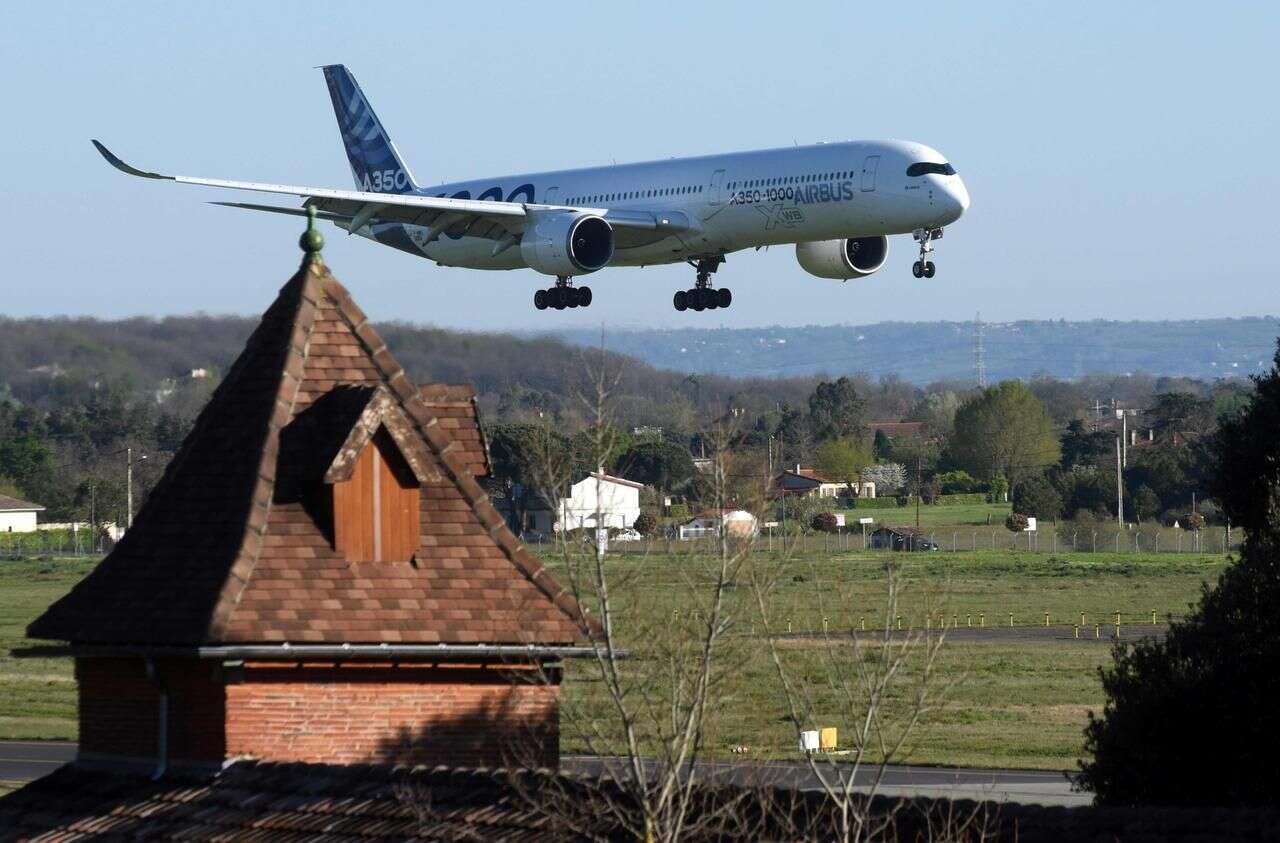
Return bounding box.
[363,139,969,271]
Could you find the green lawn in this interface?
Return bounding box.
[0,558,92,740]
[0,550,1227,770]
[552,549,1226,771]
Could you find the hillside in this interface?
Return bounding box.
[550,318,1280,384]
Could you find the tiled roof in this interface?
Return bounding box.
[0,762,565,841]
[28,258,591,647]
[6,759,1280,842]
[419,383,489,478]
[0,493,44,512]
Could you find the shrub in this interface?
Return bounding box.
[988,473,1009,503]
[935,469,984,494]
[667,503,689,520]
[1011,475,1063,520]
[1196,499,1223,525]
[1005,512,1029,532]
[633,513,658,537]
[1184,511,1205,531]
[810,512,839,533]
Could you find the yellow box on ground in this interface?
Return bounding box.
[820,727,838,752]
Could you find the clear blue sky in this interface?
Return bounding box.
[3,2,1277,330]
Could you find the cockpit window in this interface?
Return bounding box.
[906,162,957,177]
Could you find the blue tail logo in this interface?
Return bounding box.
[321,65,418,194]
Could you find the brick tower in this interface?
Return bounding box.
[25,216,593,772]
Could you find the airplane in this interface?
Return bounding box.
[93,64,969,314]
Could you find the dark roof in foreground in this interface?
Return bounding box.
[5,761,1280,842]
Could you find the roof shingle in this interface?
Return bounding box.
[28,258,589,647]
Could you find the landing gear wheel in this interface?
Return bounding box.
[551,287,566,310]
[690,289,706,312]
[578,286,592,307]
[923,261,936,278]
[567,288,580,308]
[912,261,924,279]
[534,289,548,310]
[716,288,732,308]
[673,290,688,311]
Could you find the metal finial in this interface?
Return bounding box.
[299,203,325,261]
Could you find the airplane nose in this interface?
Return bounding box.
[944,179,970,220]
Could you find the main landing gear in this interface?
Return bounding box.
[674,256,731,312]
[534,277,592,311]
[911,227,944,278]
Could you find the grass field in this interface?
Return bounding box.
[0,549,1228,770]
[0,558,92,741]
[549,547,1228,770]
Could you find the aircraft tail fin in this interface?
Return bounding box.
[320,65,419,194]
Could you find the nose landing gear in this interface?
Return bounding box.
[912,227,943,278]
[674,255,732,312]
[534,276,592,311]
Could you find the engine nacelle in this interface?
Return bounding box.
[520,212,614,277]
[795,236,889,280]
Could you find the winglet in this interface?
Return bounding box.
[91,140,172,180]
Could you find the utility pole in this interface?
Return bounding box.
[915,454,922,529]
[126,447,134,530]
[1115,437,1124,528]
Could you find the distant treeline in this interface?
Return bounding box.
[0,313,1265,526]
[551,317,1280,383]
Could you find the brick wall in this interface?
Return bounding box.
[75,657,560,769]
[75,658,226,765]
[225,661,560,768]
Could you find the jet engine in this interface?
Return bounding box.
[794,236,889,280]
[520,212,614,277]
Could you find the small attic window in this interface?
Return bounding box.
[332,427,420,562]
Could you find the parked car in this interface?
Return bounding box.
[613,528,643,542]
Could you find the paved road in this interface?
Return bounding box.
[0,743,1088,807]
[0,741,76,783]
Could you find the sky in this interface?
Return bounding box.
[3,2,1277,331]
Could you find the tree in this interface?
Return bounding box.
[1146,391,1215,441]
[946,381,1060,486]
[613,440,695,497]
[632,512,658,537]
[906,390,961,439]
[860,462,906,494]
[813,438,871,485]
[872,428,892,461]
[1011,474,1062,520]
[807,377,866,443]
[1079,341,1280,806]
[1059,419,1112,470]
[1131,484,1161,523]
[488,424,571,531]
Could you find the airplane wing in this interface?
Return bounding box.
[93,141,691,247]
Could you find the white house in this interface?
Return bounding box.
[0,494,45,533]
[554,472,645,532]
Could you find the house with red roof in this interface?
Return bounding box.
[14,222,594,787]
